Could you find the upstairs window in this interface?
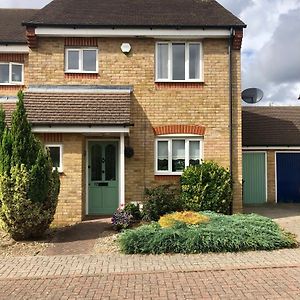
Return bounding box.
[156,42,202,82]
[65,48,98,73]
[156,138,203,175]
[0,62,24,85]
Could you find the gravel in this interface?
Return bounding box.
[94,230,120,254]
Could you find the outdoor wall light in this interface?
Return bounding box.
[121,43,132,54]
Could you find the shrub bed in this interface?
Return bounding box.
[118,212,297,254]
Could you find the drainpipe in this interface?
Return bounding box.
[229,28,234,213]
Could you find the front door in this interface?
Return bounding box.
[88,141,119,215]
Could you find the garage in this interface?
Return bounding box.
[276,153,300,203]
[242,152,267,204]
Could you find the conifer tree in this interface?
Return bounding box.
[0,106,5,140]
[10,91,37,169]
[0,91,60,240]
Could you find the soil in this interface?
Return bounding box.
[0,229,54,257]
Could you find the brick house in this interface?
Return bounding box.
[0,0,246,225]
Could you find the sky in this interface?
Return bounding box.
[1,0,300,106]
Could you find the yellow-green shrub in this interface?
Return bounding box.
[158,211,210,228]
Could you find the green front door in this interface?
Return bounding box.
[242,152,266,204]
[88,141,119,215]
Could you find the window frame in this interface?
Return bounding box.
[155,136,204,175]
[155,42,203,82]
[45,144,64,173]
[65,48,99,74]
[0,62,24,85]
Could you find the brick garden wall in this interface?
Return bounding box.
[29,37,242,223]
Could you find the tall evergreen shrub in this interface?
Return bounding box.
[180,161,232,214]
[0,91,60,240]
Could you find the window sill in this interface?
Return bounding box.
[65,71,98,74]
[155,172,183,176]
[53,168,63,174]
[155,80,203,83]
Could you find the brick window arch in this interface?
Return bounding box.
[153,124,206,136]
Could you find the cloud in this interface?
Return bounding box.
[219,0,254,16]
[219,0,300,106]
[0,0,51,8]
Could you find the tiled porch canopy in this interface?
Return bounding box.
[24,85,132,126]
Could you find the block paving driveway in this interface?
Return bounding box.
[0,205,299,299]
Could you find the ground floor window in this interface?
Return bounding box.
[46,144,63,173]
[155,138,203,175]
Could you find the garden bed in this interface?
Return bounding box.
[0,229,54,257]
[118,212,298,254]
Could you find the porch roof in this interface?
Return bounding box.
[24,85,132,127]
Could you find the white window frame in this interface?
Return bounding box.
[0,62,24,85]
[65,48,99,73]
[155,136,204,175]
[155,42,203,82]
[46,144,63,173]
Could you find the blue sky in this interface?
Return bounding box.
[1,0,300,105]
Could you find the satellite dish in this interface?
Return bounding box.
[242,88,264,104]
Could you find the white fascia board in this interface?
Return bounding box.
[35,27,230,39]
[242,146,300,150]
[32,126,130,134]
[0,45,29,53]
[27,87,132,94]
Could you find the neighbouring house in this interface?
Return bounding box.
[243,107,300,204]
[0,9,37,118]
[0,0,246,225]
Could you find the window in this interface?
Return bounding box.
[0,62,24,85]
[65,48,98,73]
[156,42,202,82]
[46,144,63,173]
[155,138,203,175]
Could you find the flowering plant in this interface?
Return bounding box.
[111,209,133,231]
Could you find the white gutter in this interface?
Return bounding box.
[35,27,231,39]
[243,146,300,150]
[32,126,130,134]
[27,85,133,94]
[0,45,29,53]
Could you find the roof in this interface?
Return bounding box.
[242,107,300,147]
[23,0,246,28]
[0,99,17,127]
[0,9,38,44]
[24,86,132,126]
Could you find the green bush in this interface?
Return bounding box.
[142,185,182,221]
[0,165,59,240]
[180,161,232,214]
[118,212,297,254]
[124,203,142,221]
[0,92,60,240]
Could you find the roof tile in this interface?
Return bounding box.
[24,92,131,126]
[243,107,300,147]
[24,0,245,28]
